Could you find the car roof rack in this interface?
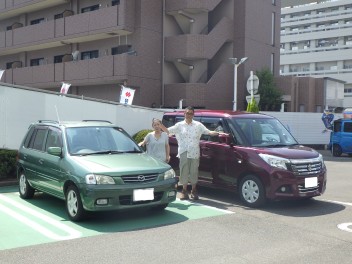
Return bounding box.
[38,120,59,124]
[82,120,112,124]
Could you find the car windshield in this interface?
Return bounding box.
[66,126,142,155]
[227,117,298,147]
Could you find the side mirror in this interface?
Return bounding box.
[219,134,232,145]
[47,147,62,157]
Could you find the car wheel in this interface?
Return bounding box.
[332,144,342,157]
[19,171,35,199]
[66,185,85,222]
[239,175,266,208]
[151,203,168,211]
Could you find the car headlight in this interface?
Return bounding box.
[317,153,326,169]
[164,169,176,180]
[85,174,115,185]
[258,153,290,170]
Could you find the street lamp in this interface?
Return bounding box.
[229,57,248,111]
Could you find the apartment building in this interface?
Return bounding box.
[280,0,352,107]
[0,0,280,110]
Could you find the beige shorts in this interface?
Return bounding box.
[179,152,200,185]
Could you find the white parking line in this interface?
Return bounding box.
[0,194,81,240]
[322,199,352,207]
[176,198,234,214]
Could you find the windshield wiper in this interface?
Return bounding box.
[122,150,143,153]
[265,143,298,148]
[82,150,123,155]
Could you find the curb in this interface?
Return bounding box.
[0,179,18,187]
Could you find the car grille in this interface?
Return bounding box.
[121,173,158,183]
[298,183,319,193]
[288,157,322,176]
[119,192,164,205]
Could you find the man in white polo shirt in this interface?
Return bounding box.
[160,106,219,200]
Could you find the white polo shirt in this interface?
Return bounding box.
[168,120,210,159]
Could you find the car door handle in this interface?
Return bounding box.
[202,147,212,156]
[38,159,44,165]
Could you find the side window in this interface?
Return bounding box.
[200,117,221,131]
[45,128,62,151]
[334,121,342,132]
[343,122,352,133]
[29,128,48,151]
[200,117,221,141]
[162,116,176,128]
[23,126,35,148]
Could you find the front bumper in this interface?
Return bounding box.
[78,178,178,211]
[266,169,327,201]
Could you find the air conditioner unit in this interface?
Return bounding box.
[292,46,298,50]
[330,66,337,70]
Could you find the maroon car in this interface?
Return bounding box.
[162,110,327,207]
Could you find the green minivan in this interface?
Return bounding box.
[17,120,177,221]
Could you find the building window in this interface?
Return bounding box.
[111,45,132,55]
[271,53,275,72]
[81,4,100,13]
[112,0,120,6]
[81,50,99,60]
[6,25,12,31]
[30,18,45,25]
[54,55,64,64]
[299,104,305,112]
[272,0,276,6]
[54,13,63,20]
[30,58,45,66]
[271,12,275,46]
[6,62,13,69]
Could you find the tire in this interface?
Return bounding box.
[332,144,342,157]
[18,171,35,199]
[239,175,266,208]
[65,185,85,222]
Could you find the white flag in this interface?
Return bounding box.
[60,82,71,94]
[0,70,4,81]
[119,85,135,105]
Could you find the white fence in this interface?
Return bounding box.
[0,83,164,150]
[261,111,342,145]
[1,83,341,150]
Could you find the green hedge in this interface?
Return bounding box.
[132,129,153,144]
[0,149,17,179]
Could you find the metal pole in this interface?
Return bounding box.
[233,64,238,111]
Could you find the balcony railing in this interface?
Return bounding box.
[3,54,137,87]
[0,4,133,56]
[0,0,66,21]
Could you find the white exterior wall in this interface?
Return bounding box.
[0,83,343,150]
[0,83,165,150]
[262,111,343,145]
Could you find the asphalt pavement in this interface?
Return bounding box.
[1,149,351,264]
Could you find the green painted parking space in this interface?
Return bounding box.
[0,186,231,251]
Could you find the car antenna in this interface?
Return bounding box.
[55,105,61,124]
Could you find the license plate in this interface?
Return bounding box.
[305,177,318,188]
[133,188,154,201]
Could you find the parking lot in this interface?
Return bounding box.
[1,150,352,264]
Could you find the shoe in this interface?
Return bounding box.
[190,190,199,200]
[180,189,189,200]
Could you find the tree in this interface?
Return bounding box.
[256,68,282,111]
